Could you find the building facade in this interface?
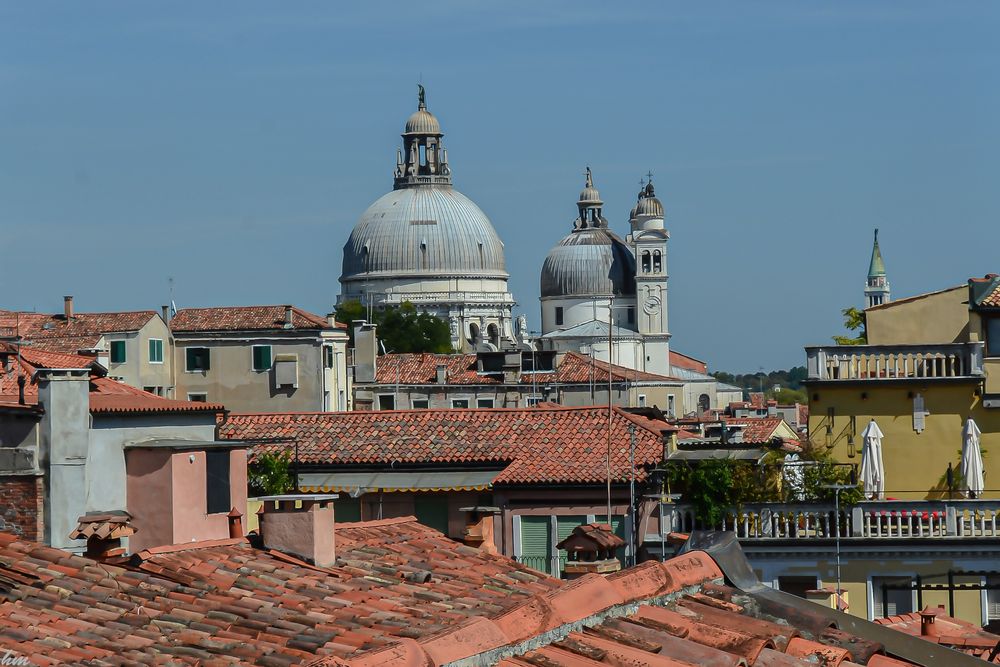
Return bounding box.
[339,87,517,351]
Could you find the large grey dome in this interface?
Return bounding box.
[341,186,508,280]
[540,227,636,298]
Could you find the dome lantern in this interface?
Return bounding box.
[394,85,451,189]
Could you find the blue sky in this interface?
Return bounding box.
[1,2,997,372]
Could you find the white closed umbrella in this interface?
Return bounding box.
[961,418,985,499]
[860,420,885,500]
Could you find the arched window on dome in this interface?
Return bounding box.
[362,245,371,273]
[487,324,499,348]
[641,251,651,274]
[478,242,485,269]
[653,250,662,274]
[469,323,481,348]
[420,240,428,270]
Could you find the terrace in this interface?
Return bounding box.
[805,342,984,382]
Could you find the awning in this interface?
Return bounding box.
[667,449,765,462]
[297,470,501,493]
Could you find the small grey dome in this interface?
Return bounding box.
[632,181,664,219]
[540,227,636,298]
[405,109,441,135]
[341,186,507,281]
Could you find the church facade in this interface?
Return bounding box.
[538,170,671,378]
[339,88,516,351]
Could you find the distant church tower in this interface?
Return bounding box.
[865,228,890,308]
[627,178,671,375]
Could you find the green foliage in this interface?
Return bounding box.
[771,387,808,404]
[248,449,294,497]
[335,300,454,353]
[798,447,864,504]
[832,306,867,345]
[710,366,809,393]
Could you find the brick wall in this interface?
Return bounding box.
[0,475,43,541]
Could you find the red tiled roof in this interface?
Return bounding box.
[0,344,98,399]
[89,377,225,415]
[0,309,156,353]
[219,405,667,485]
[982,283,1000,308]
[876,607,1000,663]
[723,417,786,443]
[370,351,680,386]
[669,349,708,373]
[170,305,344,331]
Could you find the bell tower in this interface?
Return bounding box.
[628,176,670,376]
[865,229,890,309]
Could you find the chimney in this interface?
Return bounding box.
[353,321,378,383]
[63,295,74,319]
[161,305,170,324]
[258,494,337,567]
[326,312,337,328]
[284,305,294,328]
[436,363,447,385]
[69,512,135,562]
[228,507,244,538]
[920,607,942,637]
[460,506,500,553]
[556,523,624,579]
[37,368,91,550]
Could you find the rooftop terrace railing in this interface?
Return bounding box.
[659,499,1000,541]
[805,342,984,381]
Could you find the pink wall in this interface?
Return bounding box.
[125,449,174,553]
[126,446,248,553]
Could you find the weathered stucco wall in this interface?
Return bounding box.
[866,286,970,345]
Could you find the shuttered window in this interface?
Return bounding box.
[110,341,126,364]
[557,515,588,572]
[252,345,272,371]
[414,495,449,535]
[186,347,210,372]
[148,339,163,363]
[519,516,551,575]
[872,576,913,618]
[987,576,1000,621]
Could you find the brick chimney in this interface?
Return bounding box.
[258,494,337,567]
[63,295,74,319]
[436,363,448,384]
[460,506,499,553]
[284,305,294,328]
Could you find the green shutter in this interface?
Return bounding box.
[336,497,362,523]
[110,341,126,364]
[253,345,272,371]
[609,515,627,563]
[414,495,449,534]
[556,515,587,572]
[519,516,551,574]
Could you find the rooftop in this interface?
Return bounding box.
[170,305,345,332]
[0,308,157,354]
[219,405,668,486]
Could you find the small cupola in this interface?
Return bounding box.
[69,511,136,562]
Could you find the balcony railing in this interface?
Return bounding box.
[659,500,1000,540]
[805,343,984,381]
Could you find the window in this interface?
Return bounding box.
[110,340,126,364]
[627,307,635,325]
[653,250,662,273]
[323,346,334,369]
[778,576,818,599]
[477,398,494,408]
[143,386,156,395]
[987,576,1000,623]
[377,394,395,410]
[555,307,564,326]
[187,393,207,402]
[667,394,676,417]
[452,399,470,409]
[186,347,210,372]
[412,398,429,409]
[637,394,646,407]
[252,345,272,371]
[526,396,544,407]
[148,339,163,364]
[872,576,914,618]
[205,450,231,515]
[518,515,552,574]
[987,318,1000,357]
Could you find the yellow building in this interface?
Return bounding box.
[806,276,1000,500]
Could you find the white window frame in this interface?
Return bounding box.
[186,392,208,402]
[148,338,164,364]
[477,398,495,409]
[526,396,544,407]
[868,573,916,620]
[637,394,647,407]
[411,398,430,409]
[451,398,470,409]
[377,394,396,411]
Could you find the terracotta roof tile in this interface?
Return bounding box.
[219,406,667,486]
[170,305,343,332]
[0,309,156,354]
[669,350,708,374]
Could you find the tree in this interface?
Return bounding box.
[335,300,454,353]
[248,449,294,496]
[832,306,867,345]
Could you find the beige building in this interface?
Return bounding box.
[0,297,173,396]
[170,305,350,412]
